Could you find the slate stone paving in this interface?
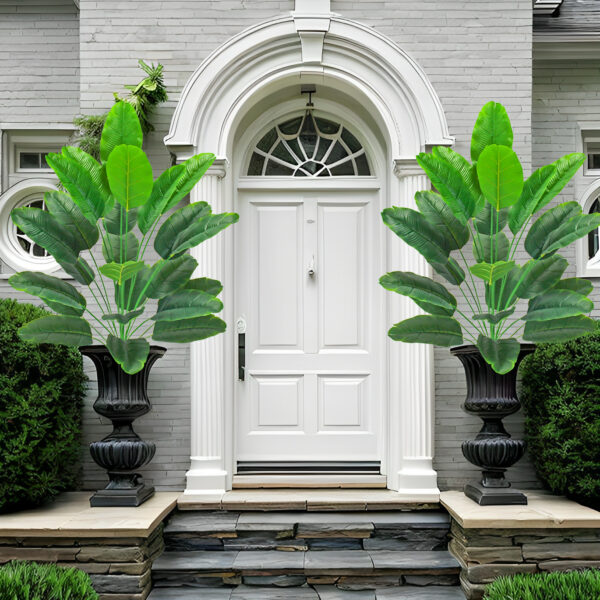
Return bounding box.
[150,510,464,599]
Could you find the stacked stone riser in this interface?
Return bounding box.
[449,521,600,600]
[0,525,164,600]
[150,511,464,597]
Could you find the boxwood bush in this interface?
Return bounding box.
[520,325,600,509]
[0,299,87,512]
[0,561,98,599]
[484,569,600,599]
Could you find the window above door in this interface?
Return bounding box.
[247,111,371,178]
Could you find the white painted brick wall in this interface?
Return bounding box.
[0,0,546,493]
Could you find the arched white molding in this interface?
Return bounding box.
[168,12,449,501]
[577,178,600,278]
[0,178,60,274]
[165,16,452,161]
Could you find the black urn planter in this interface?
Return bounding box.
[451,343,535,506]
[81,345,166,507]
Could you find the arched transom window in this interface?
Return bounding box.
[247,112,371,177]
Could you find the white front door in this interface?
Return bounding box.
[235,187,383,466]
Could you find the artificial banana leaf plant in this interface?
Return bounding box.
[381,101,600,374]
[9,101,238,374]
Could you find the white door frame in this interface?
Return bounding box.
[165,7,453,501]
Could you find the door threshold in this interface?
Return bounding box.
[232,474,387,488]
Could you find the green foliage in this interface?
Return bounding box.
[0,299,86,512]
[0,561,98,599]
[9,102,238,375]
[381,101,597,373]
[520,328,600,509]
[484,569,600,600]
[72,60,168,160]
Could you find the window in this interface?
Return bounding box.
[0,180,59,274]
[588,196,600,264]
[583,134,600,175]
[247,112,371,177]
[18,150,52,172]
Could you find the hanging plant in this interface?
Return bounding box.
[381,101,599,374]
[72,60,168,160]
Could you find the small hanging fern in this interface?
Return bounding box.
[72,60,168,159]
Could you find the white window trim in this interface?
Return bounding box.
[583,134,600,176]
[0,179,61,274]
[15,146,57,174]
[577,178,600,278]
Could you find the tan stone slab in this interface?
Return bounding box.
[441,490,600,529]
[177,489,441,511]
[0,492,178,538]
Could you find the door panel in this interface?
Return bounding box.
[236,189,381,464]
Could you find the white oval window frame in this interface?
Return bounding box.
[0,178,61,274]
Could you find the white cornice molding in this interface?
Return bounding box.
[393,158,423,179]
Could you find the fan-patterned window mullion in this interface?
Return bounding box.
[248,112,371,177]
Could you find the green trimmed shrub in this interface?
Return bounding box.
[0,561,98,599]
[0,299,87,512]
[520,326,600,509]
[484,569,600,599]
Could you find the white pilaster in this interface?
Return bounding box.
[185,161,229,495]
[388,158,439,499]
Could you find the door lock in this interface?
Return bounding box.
[308,255,316,278]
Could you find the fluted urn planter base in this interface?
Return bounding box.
[451,343,535,507]
[81,345,166,508]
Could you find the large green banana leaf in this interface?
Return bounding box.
[382,207,449,264]
[552,277,593,296]
[470,260,515,285]
[106,144,153,210]
[414,190,469,250]
[153,202,212,258]
[45,153,108,223]
[100,101,143,163]
[153,290,223,322]
[508,164,555,234]
[532,153,586,213]
[102,308,145,325]
[103,202,138,234]
[185,277,223,296]
[476,144,523,210]
[474,204,509,234]
[516,254,568,299]
[153,314,226,343]
[388,315,463,346]
[416,152,479,222]
[523,315,596,343]
[525,202,592,259]
[58,256,95,285]
[379,271,456,316]
[44,190,99,252]
[137,163,185,234]
[146,254,197,299]
[470,101,513,162]
[11,207,78,264]
[18,315,92,346]
[61,146,112,201]
[106,334,149,374]
[523,289,592,321]
[100,260,146,284]
[474,233,510,263]
[9,272,86,316]
[473,307,515,325]
[102,231,139,263]
[477,335,520,375]
[431,257,466,286]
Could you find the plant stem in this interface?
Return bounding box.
[128,317,152,337]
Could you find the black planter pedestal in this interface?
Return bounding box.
[81,345,166,507]
[451,344,535,506]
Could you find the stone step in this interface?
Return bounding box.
[152,549,460,581]
[163,511,451,552]
[148,584,465,599]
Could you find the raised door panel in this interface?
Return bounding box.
[318,203,367,350]
[254,203,303,350]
